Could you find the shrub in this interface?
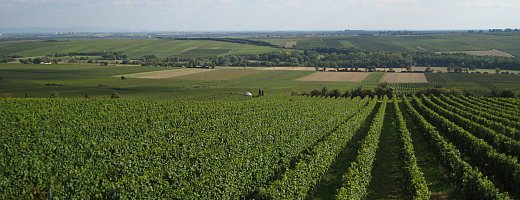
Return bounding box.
[111,92,120,98]
[50,92,59,98]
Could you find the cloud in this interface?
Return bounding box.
[460,0,519,7]
[2,0,233,7]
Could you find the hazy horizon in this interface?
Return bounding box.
[1,0,519,32]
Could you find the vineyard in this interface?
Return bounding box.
[1,96,519,199]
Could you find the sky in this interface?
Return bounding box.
[0,0,519,31]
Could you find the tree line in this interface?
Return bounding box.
[293,83,394,99]
[295,85,518,99]
[13,48,520,71]
[48,52,128,60]
[134,49,520,71]
[0,54,17,63]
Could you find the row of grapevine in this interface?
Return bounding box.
[0,97,367,199]
[410,96,520,197]
[2,95,518,199]
[257,97,377,199]
[425,73,520,84]
[402,96,511,199]
[393,99,429,199]
[482,97,520,112]
[336,97,387,200]
[388,83,433,95]
[450,95,520,124]
[438,95,520,136]
[424,95,520,158]
[499,98,520,107]
[459,95,520,120]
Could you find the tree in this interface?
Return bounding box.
[329,89,341,98]
[342,90,351,98]
[500,90,515,98]
[111,92,120,98]
[454,67,463,73]
[310,89,321,97]
[50,92,59,98]
[20,59,32,64]
[406,65,413,72]
[447,64,454,73]
[33,58,42,64]
[495,68,501,74]
[321,87,328,96]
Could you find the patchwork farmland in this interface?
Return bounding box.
[0,39,279,59]
[255,34,520,57]
[1,31,520,199]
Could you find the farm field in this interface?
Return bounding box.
[380,73,428,83]
[0,39,279,59]
[3,0,520,199]
[120,68,215,79]
[2,63,519,99]
[256,33,520,57]
[172,69,264,81]
[425,73,520,95]
[1,40,519,200]
[2,96,519,199]
[297,72,370,82]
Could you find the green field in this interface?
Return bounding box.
[2,96,519,199]
[3,0,520,198]
[0,63,326,99]
[256,34,520,57]
[1,40,520,199]
[1,63,519,99]
[0,39,279,59]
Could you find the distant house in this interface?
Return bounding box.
[40,62,52,65]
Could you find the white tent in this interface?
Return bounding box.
[243,92,253,97]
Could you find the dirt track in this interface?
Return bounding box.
[462,49,513,57]
[259,67,316,71]
[123,68,215,79]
